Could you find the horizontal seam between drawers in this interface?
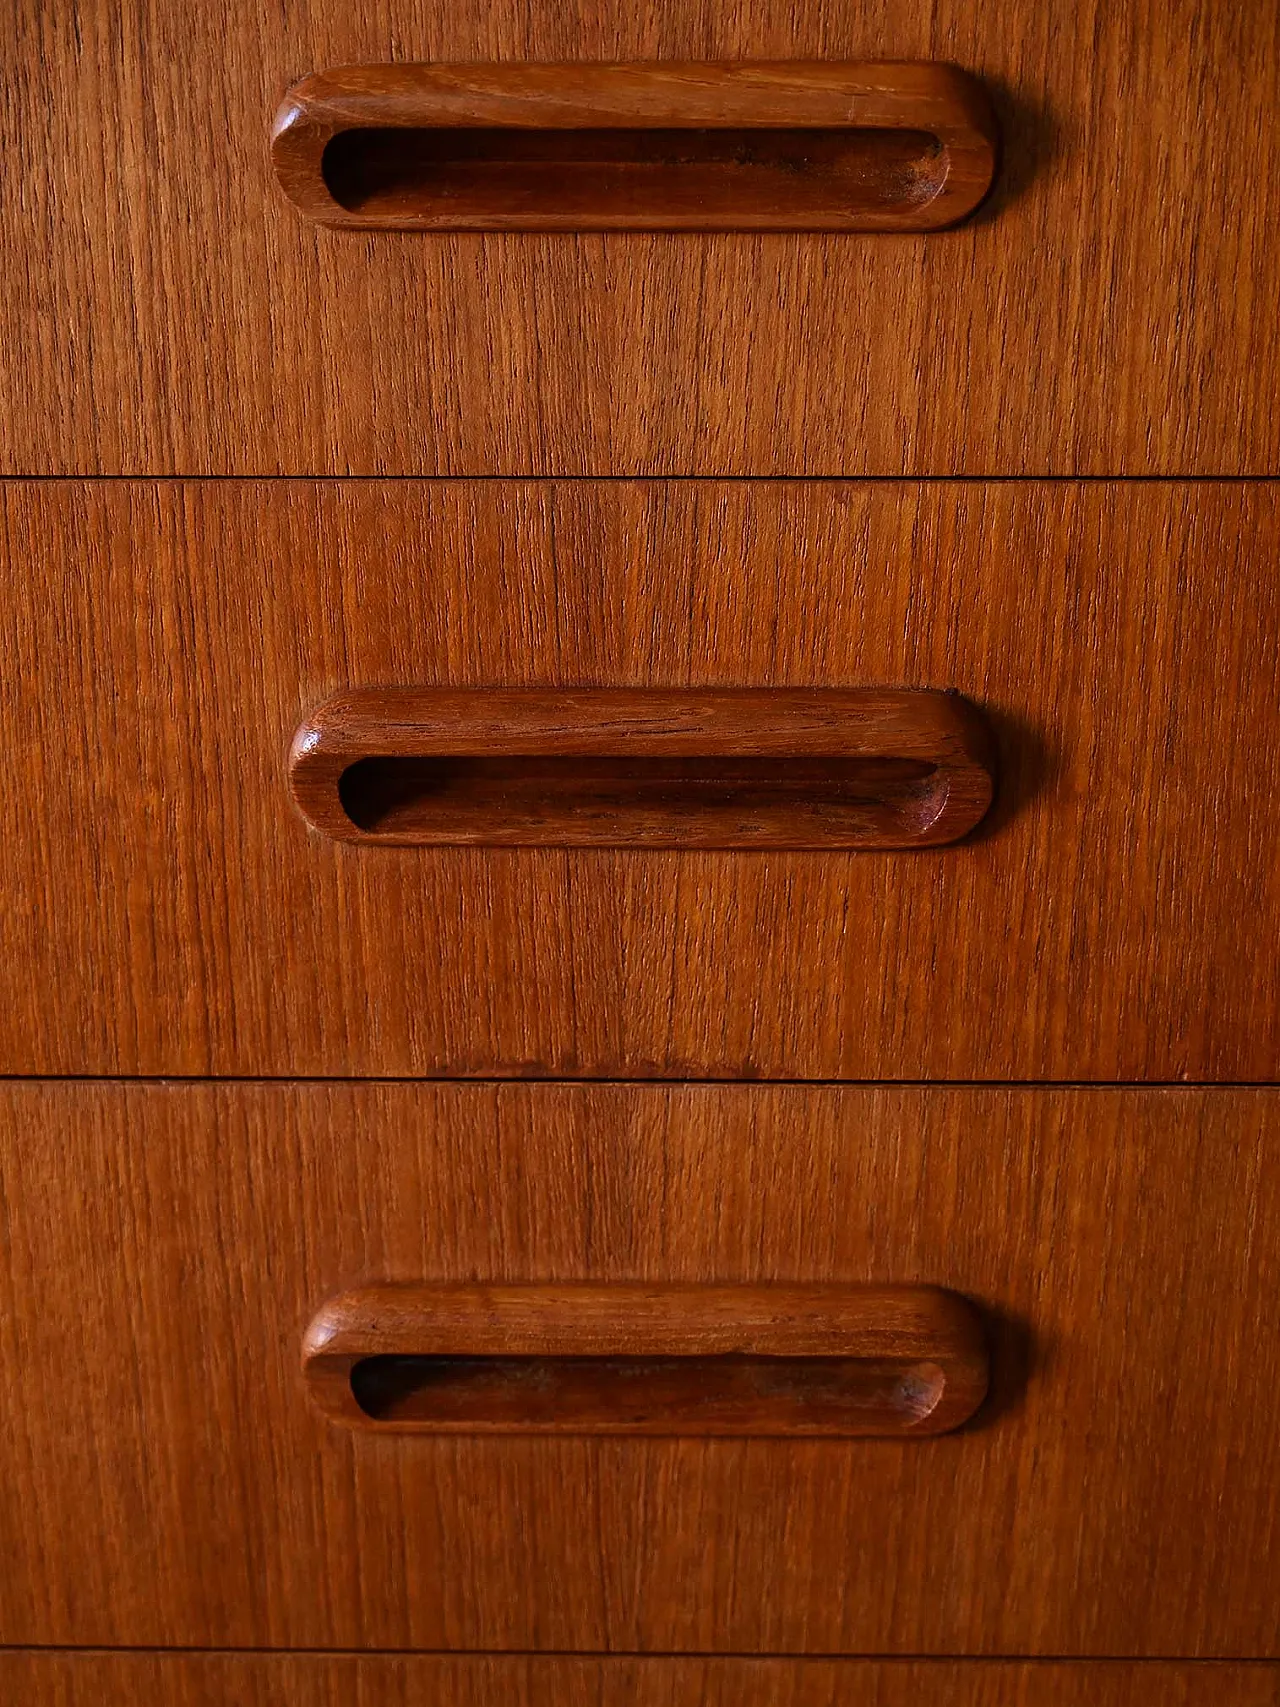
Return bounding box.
[0,1075,1277,1090]
[2,475,1280,486]
[0,1645,1274,1662]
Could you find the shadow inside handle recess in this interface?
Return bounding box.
[335,753,945,847]
[349,1352,948,1433]
[321,126,946,223]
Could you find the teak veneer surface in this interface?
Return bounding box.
[5,479,1278,1080]
[1,1081,1277,1655]
[1,1655,1277,1706]
[5,0,1279,472]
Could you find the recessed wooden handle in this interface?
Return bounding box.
[302,1284,989,1437]
[287,687,996,850]
[270,62,998,232]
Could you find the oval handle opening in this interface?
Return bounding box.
[347,1352,951,1433]
[334,752,947,844]
[318,123,950,227]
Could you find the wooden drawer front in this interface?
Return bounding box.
[7,479,1279,1080]
[2,1082,1277,1654]
[5,2,1278,476]
[2,1657,1277,1707]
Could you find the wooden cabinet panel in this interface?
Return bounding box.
[2,1655,1276,1707]
[4,1,1278,475]
[5,479,1278,1079]
[1,1081,1278,1654]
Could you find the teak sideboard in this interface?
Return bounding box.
[4,2,1279,1701]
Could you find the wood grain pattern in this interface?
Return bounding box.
[270,61,997,231]
[3,479,1277,1080]
[1,1081,1278,1654]
[3,0,1278,473]
[301,1282,989,1434]
[288,687,996,847]
[1,1654,1277,1707]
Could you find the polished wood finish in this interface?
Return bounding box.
[289,687,995,848]
[302,1282,988,1434]
[5,479,1278,1079]
[271,62,997,231]
[10,0,1275,1672]
[1,1654,1277,1706]
[6,0,1280,473]
[1,1080,1278,1653]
